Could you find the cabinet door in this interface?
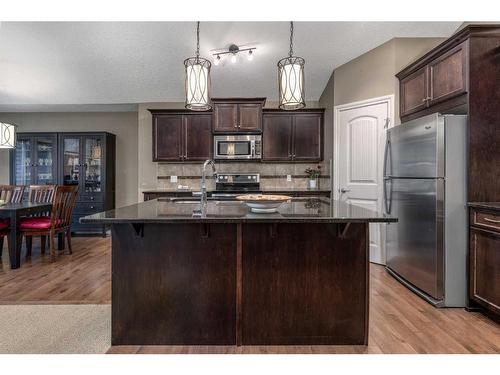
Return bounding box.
[61,136,82,189]
[470,228,500,315]
[292,114,322,161]
[262,115,293,161]
[13,136,33,186]
[83,135,104,195]
[34,135,57,185]
[153,115,183,161]
[429,41,467,106]
[213,103,238,132]
[184,114,212,161]
[400,66,428,117]
[238,103,262,131]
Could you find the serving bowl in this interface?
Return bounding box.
[236,194,292,213]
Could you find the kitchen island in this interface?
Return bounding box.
[81,197,396,346]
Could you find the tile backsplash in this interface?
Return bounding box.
[156,160,332,191]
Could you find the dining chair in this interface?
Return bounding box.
[0,220,9,259]
[19,185,78,261]
[0,185,25,258]
[0,185,25,204]
[25,185,56,256]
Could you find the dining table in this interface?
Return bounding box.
[0,202,53,269]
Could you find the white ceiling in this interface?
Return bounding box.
[0,22,461,109]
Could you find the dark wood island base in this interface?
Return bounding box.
[81,198,395,347]
[111,222,369,346]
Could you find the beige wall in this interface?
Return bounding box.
[318,71,335,166]
[319,37,445,125]
[0,112,138,207]
[318,37,446,168]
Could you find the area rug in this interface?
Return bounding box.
[0,304,111,354]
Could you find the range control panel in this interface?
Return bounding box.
[216,173,260,185]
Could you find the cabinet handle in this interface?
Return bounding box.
[484,217,500,224]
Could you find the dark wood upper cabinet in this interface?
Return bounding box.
[262,109,324,162]
[151,110,212,162]
[184,114,212,161]
[400,66,428,116]
[213,103,238,132]
[428,41,468,106]
[239,103,262,131]
[212,98,265,133]
[398,37,470,120]
[262,114,293,160]
[153,115,183,162]
[293,114,322,161]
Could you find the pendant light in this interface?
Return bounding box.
[278,21,305,110]
[0,122,16,149]
[184,21,212,111]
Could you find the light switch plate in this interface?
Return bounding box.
[286,174,292,182]
[170,175,178,183]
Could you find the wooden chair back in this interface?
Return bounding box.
[28,185,56,203]
[51,185,79,229]
[0,185,25,203]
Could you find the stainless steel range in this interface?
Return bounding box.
[211,173,261,200]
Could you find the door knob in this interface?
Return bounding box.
[339,188,351,193]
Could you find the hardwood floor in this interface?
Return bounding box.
[0,236,111,304]
[0,236,499,353]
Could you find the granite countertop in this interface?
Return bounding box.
[468,202,500,211]
[80,198,396,224]
[142,188,332,194]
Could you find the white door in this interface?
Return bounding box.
[335,99,391,264]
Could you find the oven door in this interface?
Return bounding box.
[215,138,254,159]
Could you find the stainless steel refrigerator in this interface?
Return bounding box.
[384,113,467,307]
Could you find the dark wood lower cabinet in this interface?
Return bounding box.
[111,221,368,346]
[112,223,237,345]
[469,210,500,316]
[242,223,368,345]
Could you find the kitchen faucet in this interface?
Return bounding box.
[193,159,216,217]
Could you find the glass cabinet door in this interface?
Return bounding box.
[83,136,102,193]
[14,137,32,186]
[34,136,57,185]
[62,137,81,187]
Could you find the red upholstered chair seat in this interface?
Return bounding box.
[20,217,62,230]
[0,220,9,231]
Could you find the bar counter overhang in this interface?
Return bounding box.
[81,198,396,346]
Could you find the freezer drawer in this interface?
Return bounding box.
[386,113,444,178]
[386,178,444,300]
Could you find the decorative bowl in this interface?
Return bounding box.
[236,194,292,213]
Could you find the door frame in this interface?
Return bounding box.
[333,95,394,264]
[332,94,395,201]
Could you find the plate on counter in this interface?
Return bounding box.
[236,194,292,213]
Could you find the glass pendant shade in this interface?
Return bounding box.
[184,57,212,111]
[278,56,305,110]
[0,122,16,148]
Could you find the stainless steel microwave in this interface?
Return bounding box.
[214,134,262,160]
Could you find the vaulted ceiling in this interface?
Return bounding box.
[0,22,461,109]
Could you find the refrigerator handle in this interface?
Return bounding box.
[383,136,392,214]
[383,178,392,214]
[383,136,390,178]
